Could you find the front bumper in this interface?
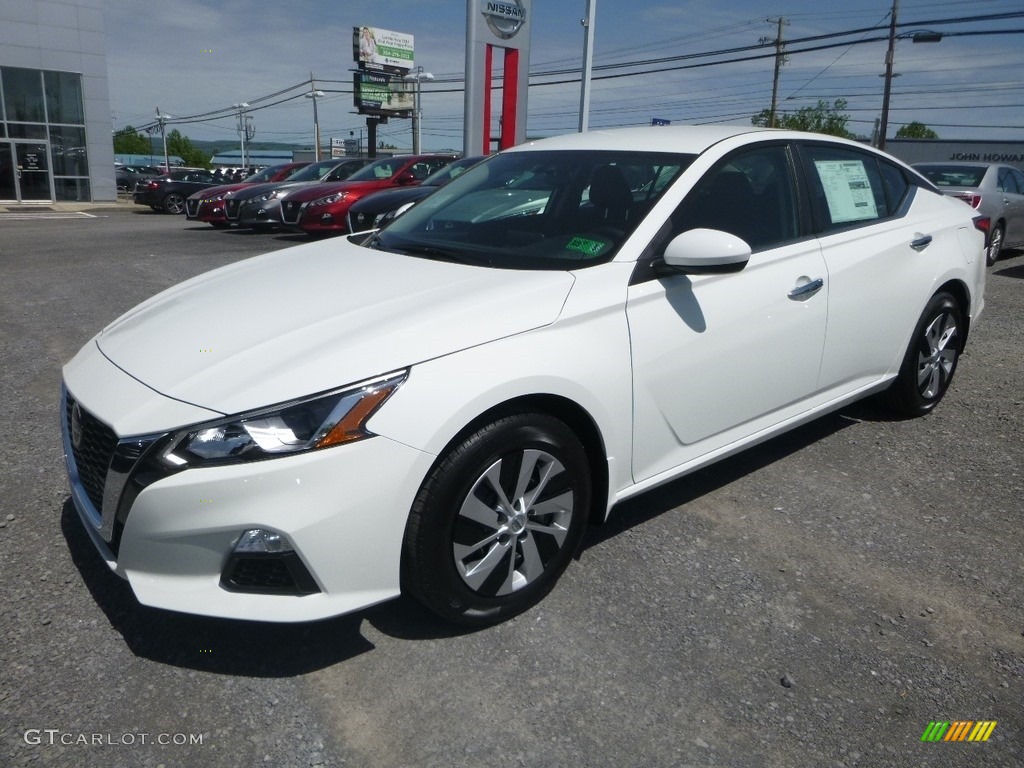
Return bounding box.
[61,368,433,622]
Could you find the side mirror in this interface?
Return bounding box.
[659,228,751,275]
[396,172,417,185]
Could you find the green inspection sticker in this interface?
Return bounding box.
[565,236,605,255]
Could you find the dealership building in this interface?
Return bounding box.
[0,0,115,205]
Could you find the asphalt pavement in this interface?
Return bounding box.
[1,206,1021,767]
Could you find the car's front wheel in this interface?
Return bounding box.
[885,292,963,416]
[402,412,591,626]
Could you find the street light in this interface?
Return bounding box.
[305,86,325,161]
[877,0,942,150]
[404,66,434,154]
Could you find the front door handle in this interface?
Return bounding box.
[910,234,933,250]
[788,277,823,300]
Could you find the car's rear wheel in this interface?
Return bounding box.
[987,223,1004,266]
[163,193,186,214]
[885,292,963,416]
[402,412,591,626]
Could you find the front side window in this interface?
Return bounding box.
[997,168,1020,194]
[668,144,799,251]
[369,150,694,269]
[1011,169,1024,196]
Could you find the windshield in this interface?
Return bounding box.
[345,158,408,182]
[288,160,344,182]
[423,156,485,187]
[246,164,291,183]
[368,150,693,269]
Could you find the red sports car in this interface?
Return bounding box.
[185,162,310,227]
[278,154,457,236]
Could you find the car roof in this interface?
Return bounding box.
[913,161,994,168]
[509,125,872,155]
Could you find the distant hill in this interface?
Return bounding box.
[191,140,309,154]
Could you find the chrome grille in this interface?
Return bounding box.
[226,198,242,219]
[185,198,200,217]
[65,396,118,513]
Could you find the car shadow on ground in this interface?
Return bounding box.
[585,407,861,549]
[993,259,1024,280]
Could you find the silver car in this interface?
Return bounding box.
[914,162,1024,265]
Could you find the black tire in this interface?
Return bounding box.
[884,292,963,416]
[163,192,186,214]
[402,412,591,626]
[987,223,1004,267]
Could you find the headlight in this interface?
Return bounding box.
[312,192,348,207]
[249,192,274,204]
[206,193,226,202]
[377,201,415,226]
[163,371,407,467]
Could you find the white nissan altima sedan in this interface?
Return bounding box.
[62,126,988,626]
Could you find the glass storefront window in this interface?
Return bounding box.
[53,177,90,202]
[7,123,47,140]
[2,67,46,123]
[2,67,92,201]
[44,71,84,125]
[49,125,88,176]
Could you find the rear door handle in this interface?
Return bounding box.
[910,234,932,250]
[788,277,823,300]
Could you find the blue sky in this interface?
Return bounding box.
[104,0,1024,151]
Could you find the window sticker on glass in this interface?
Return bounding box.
[815,160,878,223]
[566,236,606,256]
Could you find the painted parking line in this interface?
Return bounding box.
[0,212,99,220]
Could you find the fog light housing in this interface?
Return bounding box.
[234,528,294,554]
[221,529,320,595]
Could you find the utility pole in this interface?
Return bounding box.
[763,17,789,128]
[155,107,171,171]
[878,0,899,150]
[578,0,596,133]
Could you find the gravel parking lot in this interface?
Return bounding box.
[2,206,1021,768]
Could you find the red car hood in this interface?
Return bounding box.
[281,178,408,203]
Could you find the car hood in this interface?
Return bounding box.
[350,186,433,214]
[95,238,575,416]
[227,181,314,200]
[189,182,248,200]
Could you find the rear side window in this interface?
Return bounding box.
[879,160,910,212]
[802,145,891,232]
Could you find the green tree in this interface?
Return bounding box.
[752,99,854,139]
[895,121,939,139]
[113,126,151,155]
[166,129,211,168]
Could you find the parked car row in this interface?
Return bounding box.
[178,154,463,237]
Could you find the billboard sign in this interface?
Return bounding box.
[352,71,414,118]
[354,26,414,73]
